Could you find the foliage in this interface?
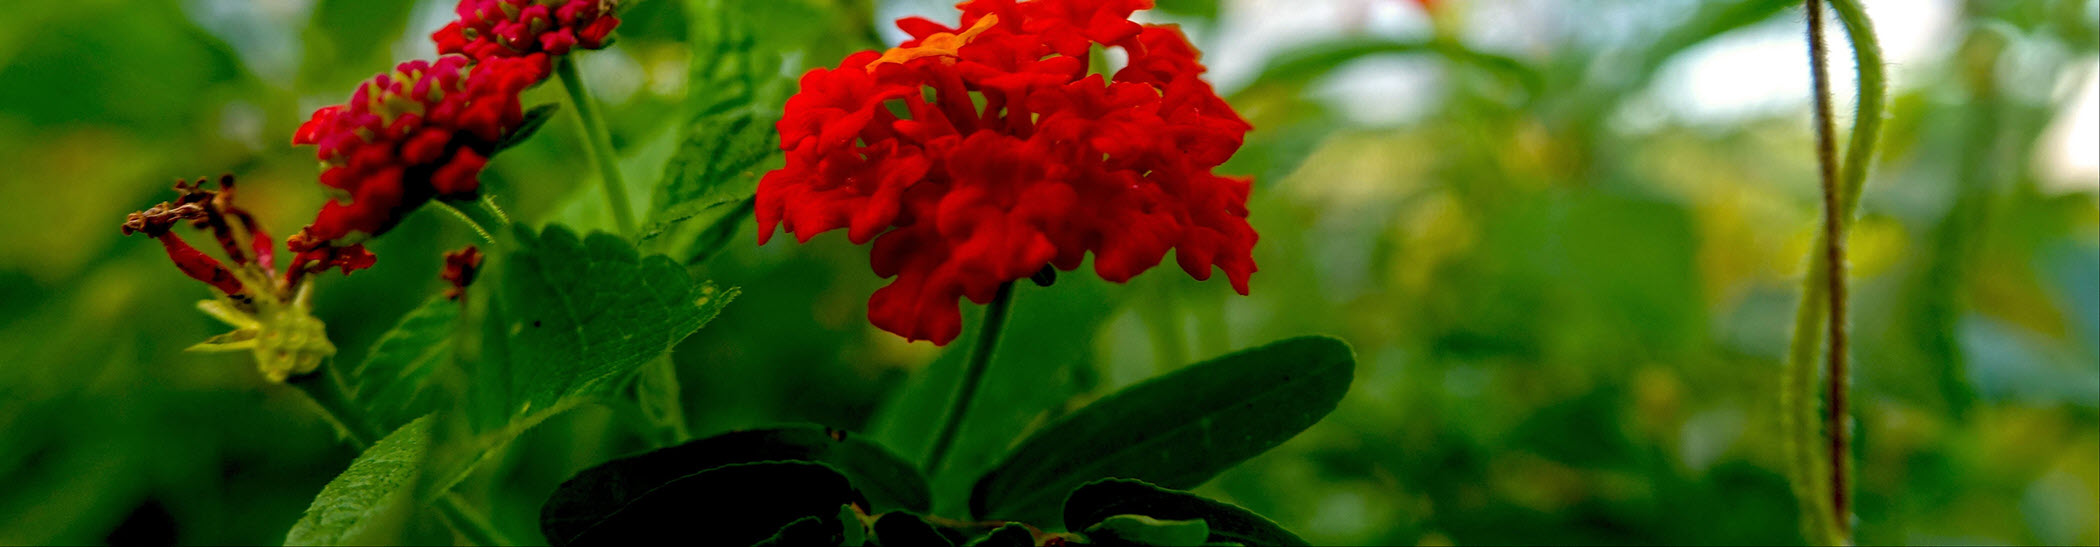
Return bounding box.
[0,0,2094,546]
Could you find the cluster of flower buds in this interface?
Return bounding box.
[126,0,625,381]
[757,0,1258,344]
[288,54,541,270]
[434,0,621,75]
[441,245,485,301]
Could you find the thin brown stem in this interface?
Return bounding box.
[1804,0,1851,540]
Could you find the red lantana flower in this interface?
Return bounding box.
[756,0,1259,345]
[434,0,620,74]
[288,54,540,274]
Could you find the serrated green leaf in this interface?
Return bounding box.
[351,295,460,432]
[283,416,432,546]
[1083,514,1211,547]
[1063,479,1306,546]
[540,424,929,542]
[558,462,864,546]
[495,103,562,153]
[970,336,1355,522]
[497,223,738,419]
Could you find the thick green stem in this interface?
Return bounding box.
[289,366,517,546]
[1783,0,1883,544]
[555,55,639,236]
[923,282,1017,474]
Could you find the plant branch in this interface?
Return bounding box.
[924,282,1018,474]
[556,55,639,236]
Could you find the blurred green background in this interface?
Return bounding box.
[1,0,2095,544]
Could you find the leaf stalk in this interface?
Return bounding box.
[924,281,1018,474]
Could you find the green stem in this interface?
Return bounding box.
[923,282,1018,474]
[432,496,510,547]
[555,55,639,236]
[1783,0,1883,544]
[289,366,518,546]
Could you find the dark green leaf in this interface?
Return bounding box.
[495,104,562,153]
[1063,479,1306,546]
[970,336,1355,521]
[753,514,849,547]
[753,516,833,546]
[283,416,432,546]
[561,462,864,546]
[540,425,928,543]
[963,523,1035,547]
[1082,515,1211,547]
[871,512,953,547]
[495,224,738,420]
[351,296,460,432]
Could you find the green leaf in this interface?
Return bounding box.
[556,461,865,546]
[283,416,433,546]
[1148,0,1219,20]
[1063,479,1307,546]
[963,523,1034,547]
[871,512,954,547]
[541,425,928,542]
[1083,515,1211,547]
[969,336,1355,522]
[495,103,562,153]
[351,295,460,432]
[1234,38,1542,103]
[640,110,780,257]
[839,504,869,547]
[494,224,738,421]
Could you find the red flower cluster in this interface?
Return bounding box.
[288,55,541,273]
[434,0,620,73]
[756,0,1259,344]
[123,175,373,296]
